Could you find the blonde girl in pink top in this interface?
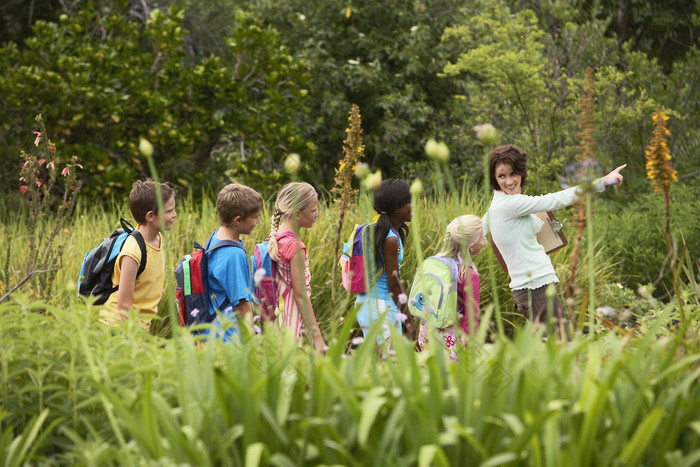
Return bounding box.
[267,182,326,352]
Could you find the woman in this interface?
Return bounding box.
[484,145,625,336]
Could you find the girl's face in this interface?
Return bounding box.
[297,199,319,228]
[494,162,522,195]
[469,227,485,256]
[393,202,412,223]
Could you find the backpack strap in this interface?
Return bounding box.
[201,231,246,314]
[118,218,147,278]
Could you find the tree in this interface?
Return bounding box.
[0,2,311,198]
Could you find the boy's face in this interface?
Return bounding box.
[153,196,177,232]
[239,210,261,236]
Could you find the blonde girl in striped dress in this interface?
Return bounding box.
[267,182,326,352]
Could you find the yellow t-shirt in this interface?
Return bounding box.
[100,232,165,330]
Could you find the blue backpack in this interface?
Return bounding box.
[175,233,245,326]
[78,218,146,305]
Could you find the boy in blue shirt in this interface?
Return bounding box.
[206,183,263,342]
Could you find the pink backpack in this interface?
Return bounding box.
[251,232,295,321]
[339,222,397,293]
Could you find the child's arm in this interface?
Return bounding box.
[289,249,326,352]
[116,256,138,322]
[381,236,417,340]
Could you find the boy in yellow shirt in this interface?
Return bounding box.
[101,180,177,330]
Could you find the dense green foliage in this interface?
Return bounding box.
[2,0,698,198]
[0,4,311,198]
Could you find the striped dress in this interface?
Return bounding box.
[274,233,311,340]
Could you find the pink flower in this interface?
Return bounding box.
[33,131,41,146]
[61,167,70,177]
[38,159,46,166]
[396,312,408,323]
[34,176,42,187]
[48,143,55,152]
[47,161,55,170]
[20,185,28,196]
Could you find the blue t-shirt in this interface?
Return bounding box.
[374,229,403,300]
[206,229,251,342]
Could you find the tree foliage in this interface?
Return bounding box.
[0,2,311,199]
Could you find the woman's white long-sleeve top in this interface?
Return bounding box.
[483,187,582,290]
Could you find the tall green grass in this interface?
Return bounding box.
[1,294,699,465]
[3,183,700,464]
[0,186,622,337]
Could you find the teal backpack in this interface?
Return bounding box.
[407,256,459,328]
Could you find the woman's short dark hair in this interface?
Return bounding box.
[488,145,528,191]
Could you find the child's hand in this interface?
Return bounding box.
[312,332,327,354]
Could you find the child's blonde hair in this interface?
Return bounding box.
[268,182,318,260]
[438,215,483,268]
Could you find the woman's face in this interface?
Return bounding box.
[494,162,522,195]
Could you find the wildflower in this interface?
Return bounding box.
[396,312,408,323]
[34,131,41,146]
[48,143,55,152]
[47,161,55,170]
[425,138,450,162]
[637,286,650,299]
[596,306,615,318]
[398,293,408,305]
[283,153,301,175]
[645,109,677,194]
[20,185,28,196]
[62,167,70,177]
[253,267,266,287]
[363,170,382,191]
[38,159,46,166]
[473,123,498,146]
[355,162,370,179]
[190,308,200,318]
[351,336,365,345]
[410,178,423,197]
[139,137,154,157]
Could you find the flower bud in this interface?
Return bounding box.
[410,178,423,197]
[139,137,154,158]
[355,162,370,179]
[283,153,301,175]
[473,123,498,146]
[425,138,450,162]
[363,170,382,191]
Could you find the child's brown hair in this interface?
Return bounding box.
[129,179,175,224]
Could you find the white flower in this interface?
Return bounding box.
[190,308,200,318]
[139,137,154,157]
[396,312,408,323]
[283,153,301,175]
[410,25,419,32]
[410,179,423,197]
[425,138,450,162]
[363,170,382,191]
[348,59,360,65]
[398,293,408,305]
[596,306,615,318]
[253,267,266,287]
[355,162,370,179]
[473,123,498,146]
[351,336,365,345]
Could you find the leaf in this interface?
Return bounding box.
[619,408,665,466]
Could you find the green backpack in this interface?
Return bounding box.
[407,256,460,328]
